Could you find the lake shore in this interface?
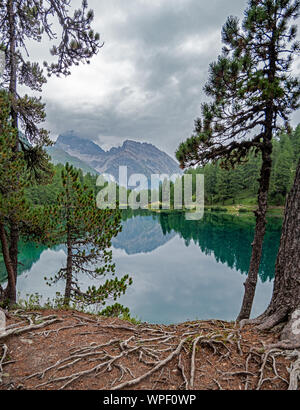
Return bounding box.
[148,205,284,216]
[0,308,294,391]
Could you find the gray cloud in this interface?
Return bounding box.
[37,0,300,157]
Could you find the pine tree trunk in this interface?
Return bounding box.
[64,228,73,306]
[7,0,19,298]
[255,159,300,344]
[0,224,16,306]
[9,226,18,281]
[237,144,272,320]
[237,32,276,321]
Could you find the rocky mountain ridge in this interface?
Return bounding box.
[49,132,181,180]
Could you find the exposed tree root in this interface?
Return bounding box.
[238,308,300,390]
[239,317,264,329]
[0,344,8,383]
[189,335,203,389]
[286,350,300,390]
[177,354,188,390]
[112,337,193,390]
[256,309,288,332]
[0,311,63,341]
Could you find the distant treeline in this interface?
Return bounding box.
[185,126,300,206]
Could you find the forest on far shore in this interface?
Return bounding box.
[25,125,300,209]
[186,125,300,206]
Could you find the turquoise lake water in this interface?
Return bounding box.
[0,211,282,324]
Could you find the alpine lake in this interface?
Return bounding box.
[0,210,282,324]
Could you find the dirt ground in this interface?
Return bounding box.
[0,309,297,390]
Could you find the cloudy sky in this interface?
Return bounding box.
[26,0,300,158]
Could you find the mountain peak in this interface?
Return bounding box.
[56,132,105,156]
[123,139,136,147]
[122,140,156,149]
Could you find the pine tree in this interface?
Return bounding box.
[0,91,29,305]
[176,0,300,320]
[40,164,132,309]
[0,0,101,144]
[0,0,102,300]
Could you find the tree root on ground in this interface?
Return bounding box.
[0,344,8,383]
[286,350,300,390]
[0,310,63,341]
[238,310,300,390]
